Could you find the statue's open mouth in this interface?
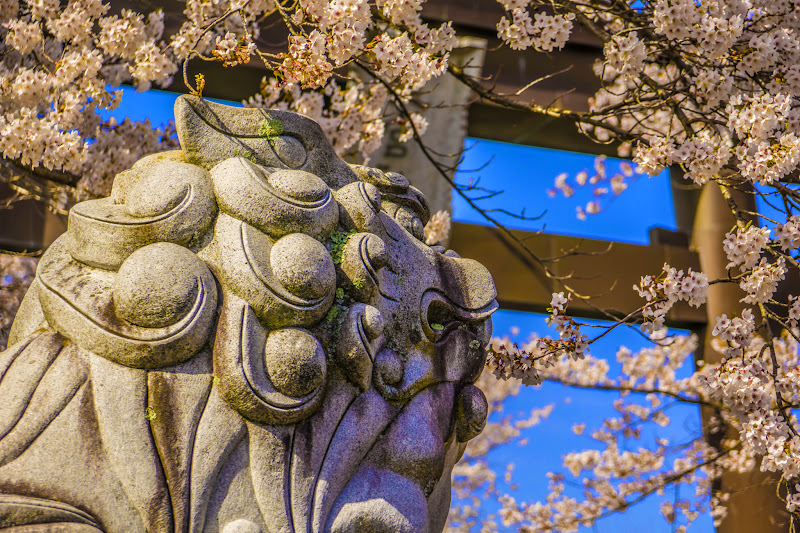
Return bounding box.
[322,382,461,533]
[321,379,490,533]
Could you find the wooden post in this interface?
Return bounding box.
[691,182,788,532]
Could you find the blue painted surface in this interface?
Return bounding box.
[452,138,677,245]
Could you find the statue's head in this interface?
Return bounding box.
[4,95,496,533]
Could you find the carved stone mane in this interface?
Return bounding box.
[0,96,497,533]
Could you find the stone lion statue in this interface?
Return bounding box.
[0,95,497,533]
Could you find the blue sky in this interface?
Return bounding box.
[452,137,677,244]
[471,311,705,532]
[110,86,710,532]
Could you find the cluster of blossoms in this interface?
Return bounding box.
[275,0,454,99]
[775,215,800,250]
[739,257,786,305]
[565,0,800,198]
[699,334,800,502]
[212,31,257,67]
[495,1,574,52]
[724,225,771,271]
[729,95,800,185]
[634,263,708,333]
[629,132,734,186]
[603,33,647,81]
[317,0,371,65]
[369,32,449,96]
[486,333,545,386]
[711,310,756,358]
[788,295,800,327]
[723,225,788,304]
[547,156,637,219]
[278,31,333,88]
[171,0,274,61]
[423,209,451,245]
[540,292,589,361]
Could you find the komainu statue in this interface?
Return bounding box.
[0,95,497,533]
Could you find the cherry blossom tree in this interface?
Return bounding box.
[4,0,800,531]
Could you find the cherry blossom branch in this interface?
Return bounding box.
[543,377,721,408]
[0,158,80,187]
[448,64,642,144]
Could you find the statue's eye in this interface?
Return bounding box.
[426,298,461,340]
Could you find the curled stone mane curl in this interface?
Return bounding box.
[0,95,497,533]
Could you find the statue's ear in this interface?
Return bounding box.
[349,165,431,234]
[383,185,431,226]
[174,95,357,189]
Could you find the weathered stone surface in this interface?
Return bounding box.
[0,95,497,533]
